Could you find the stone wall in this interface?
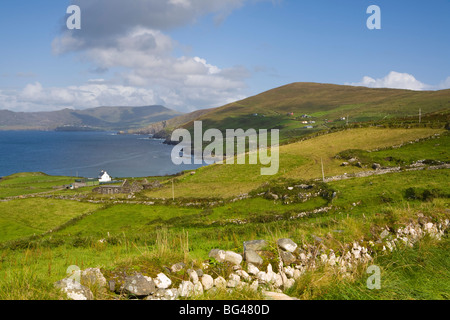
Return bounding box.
[54,217,449,300]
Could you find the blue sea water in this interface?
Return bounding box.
[0,131,203,178]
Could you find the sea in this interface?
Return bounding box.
[0,131,204,178]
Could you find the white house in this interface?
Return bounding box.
[98,170,112,183]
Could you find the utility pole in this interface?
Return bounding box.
[346,115,349,126]
[419,108,421,124]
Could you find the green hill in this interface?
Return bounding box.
[136,83,450,142]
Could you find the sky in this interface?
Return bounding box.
[0,0,449,113]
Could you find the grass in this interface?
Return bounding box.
[0,124,448,300]
[0,198,101,242]
[286,236,450,300]
[0,172,76,199]
[144,127,444,199]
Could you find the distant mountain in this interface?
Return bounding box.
[0,105,183,131]
[134,82,450,142]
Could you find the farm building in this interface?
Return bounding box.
[92,179,161,195]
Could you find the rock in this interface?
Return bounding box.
[154,273,172,289]
[257,271,269,283]
[244,249,264,266]
[108,280,116,292]
[267,192,279,200]
[250,280,259,292]
[164,288,179,300]
[277,238,298,252]
[209,249,226,262]
[122,274,156,297]
[243,240,268,252]
[214,276,227,289]
[187,269,199,284]
[227,274,241,288]
[201,274,214,291]
[235,269,250,281]
[284,278,295,290]
[247,263,260,276]
[372,163,381,170]
[193,282,204,296]
[195,269,204,277]
[179,281,194,298]
[171,262,186,273]
[81,268,107,289]
[273,273,283,288]
[224,251,243,265]
[54,278,94,300]
[280,250,296,265]
[284,266,294,278]
[293,269,302,280]
[341,162,349,167]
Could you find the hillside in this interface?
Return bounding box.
[0,126,448,301]
[136,83,450,142]
[0,105,183,131]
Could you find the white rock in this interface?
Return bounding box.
[188,269,199,284]
[284,278,295,290]
[154,273,172,289]
[179,281,194,297]
[250,280,259,292]
[193,282,204,296]
[247,263,260,276]
[277,238,298,253]
[224,251,243,265]
[235,269,250,281]
[201,274,214,291]
[214,276,227,289]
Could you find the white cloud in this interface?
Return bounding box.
[438,77,450,89]
[45,0,267,113]
[348,71,431,91]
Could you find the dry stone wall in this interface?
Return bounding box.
[54,217,449,300]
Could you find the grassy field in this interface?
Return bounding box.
[144,127,444,199]
[0,124,448,300]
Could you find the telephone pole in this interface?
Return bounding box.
[419,108,421,124]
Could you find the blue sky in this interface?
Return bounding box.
[0,0,449,112]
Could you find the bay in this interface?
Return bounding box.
[0,131,203,178]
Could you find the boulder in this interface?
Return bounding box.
[122,274,156,297]
[193,282,204,296]
[280,250,296,265]
[244,249,264,266]
[164,288,179,300]
[243,240,268,252]
[209,249,226,262]
[179,281,194,298]
[80,268,107,289]
[372,163,381,170]
[224,251,243,265]
[201,274,214,291]
[277,238,298,252]
[187,269,199,284]
[214,276,227,289]
[247,263,260,276]
[154,273,172,289]
[54,278,94,300]
[171,262,186,273]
